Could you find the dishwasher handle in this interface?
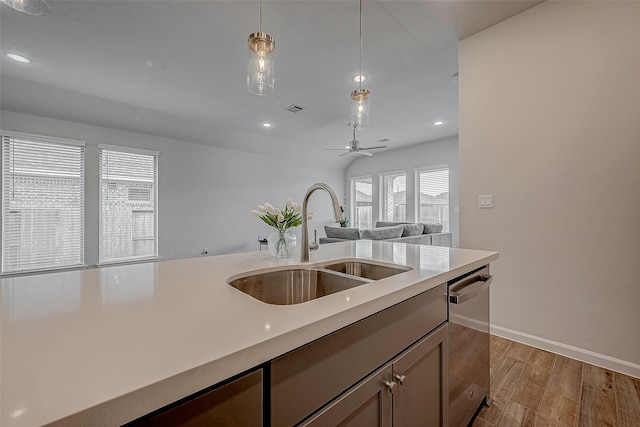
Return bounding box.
[449,274,492,305]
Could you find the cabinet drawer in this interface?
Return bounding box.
[271,283,447,427]
[131,369,263,426]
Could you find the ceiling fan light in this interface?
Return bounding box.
[247,32,275,95]
[1,0,51,16]
[351,88,370,129]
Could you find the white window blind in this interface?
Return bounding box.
[1,132,85,274]
[352,176,372,229]
[417,167,449,232]
[99,146,158,264]
[381,172,406,222]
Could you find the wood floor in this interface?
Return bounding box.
[471,335,640,427]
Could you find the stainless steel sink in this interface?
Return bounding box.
[322,261,411,281]
[228,268,370,305]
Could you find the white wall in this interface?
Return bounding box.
[459,1,640,375]
[0,110,344,266]
[345,136,459,247]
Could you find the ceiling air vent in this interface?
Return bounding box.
[285,104,305,113]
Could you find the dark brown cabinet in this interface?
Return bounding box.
[271,284,448,427]
[301,324,448,427]
[130,369,263,426]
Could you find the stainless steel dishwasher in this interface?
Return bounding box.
[448,265,493,427]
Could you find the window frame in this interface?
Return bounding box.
[98,144,159,265]
[349,175,373,230]
[379,170,407,223]
[1,131,86,275]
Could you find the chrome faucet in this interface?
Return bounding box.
[301,183,345,262]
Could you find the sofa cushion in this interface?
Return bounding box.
[401,223,424,237]
[375,221,403,228]
[361,225,404,240]
[422,223,443,234]
[324,226,360,240]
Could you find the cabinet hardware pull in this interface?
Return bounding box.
[384,380,397,393]
[394,374,406,385]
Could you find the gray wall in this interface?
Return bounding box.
[459,1,640,374]
[0,110,344,266]
[345,136,459,247]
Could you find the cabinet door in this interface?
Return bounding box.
[392,324,449,427]
[301,365,393,427]
[132,369,263,426]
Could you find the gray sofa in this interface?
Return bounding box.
[319,221,452,247]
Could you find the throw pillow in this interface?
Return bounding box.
[324,226,360,240]
[375,221,402,228]
[402,223,424,237]
[361,225,404,240]
[422,223,444,234]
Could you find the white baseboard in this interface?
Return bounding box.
[490,324,640,379]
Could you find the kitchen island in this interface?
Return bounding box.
[1,240,498,426]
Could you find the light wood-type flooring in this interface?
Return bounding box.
[471,335,640,426]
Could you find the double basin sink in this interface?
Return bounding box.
[228,260,411,305]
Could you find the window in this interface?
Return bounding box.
[416,167,449,232]
[99,145,158,264]
[351,176,372,229]
[1,132,85,274]
[380,171,406,222]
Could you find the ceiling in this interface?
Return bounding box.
[0,0,541,167]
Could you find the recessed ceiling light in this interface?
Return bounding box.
[261,122,272,128]
[5,53,30,63]
[433,121,444,126]
[352,74,367,83]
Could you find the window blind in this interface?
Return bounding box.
[417,167,449,232]
[99,146,158,264]
[352,176,372,229]
[381,172,406,222]
[1,132,85,274]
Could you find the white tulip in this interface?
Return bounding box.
[258,205,266,212]
[264,202,275,213]
[251,210,263,218]
[286,197,293,208]
[277,214,285,222]
[274,208,281,216]
[293,203,301,213]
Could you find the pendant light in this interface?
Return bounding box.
[247,0,275,95]
[1,0,51,15]
[351,0,370,129]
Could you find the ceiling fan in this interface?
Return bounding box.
[325,127,387,157]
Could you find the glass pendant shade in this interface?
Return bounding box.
[351,88,370,129]
[247,32,275,96]
[1,0,51,15]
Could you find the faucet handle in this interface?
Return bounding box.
[309,229,319,251]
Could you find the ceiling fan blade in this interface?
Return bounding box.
[357,151,374,156]
[324,148,349,151]
[359,145,387,151]
[338,151,351,157]
[1,0,51,15]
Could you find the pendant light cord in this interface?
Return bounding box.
[259,0,263,33]
[358,0,363,90]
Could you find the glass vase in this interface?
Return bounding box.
[267,229,297,259]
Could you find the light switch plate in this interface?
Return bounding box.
[478,195,493,208]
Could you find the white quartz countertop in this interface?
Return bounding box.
[1,241,498,426]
